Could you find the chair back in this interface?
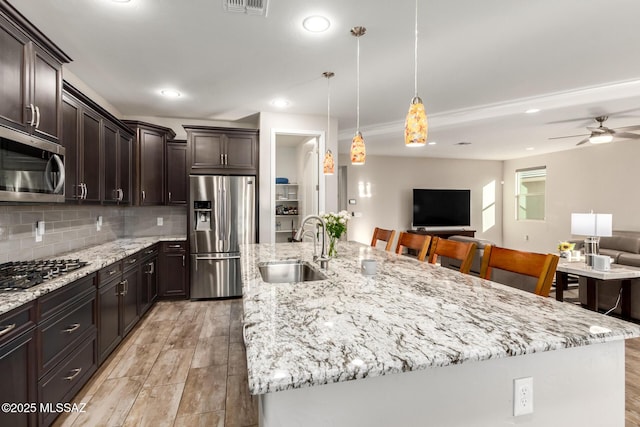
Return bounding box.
[395,232,431,261]
[480,245,559,297]
[428,237,477,274]
[371,227,396,251]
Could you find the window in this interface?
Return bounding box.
[516,167,546,221]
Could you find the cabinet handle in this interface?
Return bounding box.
[145,249,154,254]
[168,192,172,202]
[63,368,82,381]
[74,184,83,199]
[168,244,181,248]
[62,323,81,334]
[142,190,146,202]
[0,323,16,337]
[146,262,155,274]
[81,183,87,199]
[107,269,118,275]
[220,153,224,165]
[34,106,41,129]
[124,279,129,295]
[127,258,137,264]
[118,280,125,296]
[224,153,228,165]
[118,188,124,201]
[26,104,35,126]
[182,255,185,267]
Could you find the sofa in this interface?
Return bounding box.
[574,230,640,319]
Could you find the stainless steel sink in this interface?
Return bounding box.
[258,260,327,283]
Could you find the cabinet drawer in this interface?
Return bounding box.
[0,301,36,345]
[39,274,96,320]
[39,335,97,427]
[163,241,186,253]
[98,262,122,284]
[141,244,159,260]
[122,253,141,271]
[39,295,95,375]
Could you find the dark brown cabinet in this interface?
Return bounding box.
[159,241,189,299]
[37,274,97,427]
[0,2,70,143]
[166,140,187,205]
[103,121,132,204]
[0,302,37,427]
[62,93,102,202]
[123,121,176,206]
[185,126,258,175]
[62,82,134,205]
[139,246,159,316]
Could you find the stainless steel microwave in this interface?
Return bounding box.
[0,126,65,203]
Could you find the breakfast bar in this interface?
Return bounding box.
[241,241,640,427]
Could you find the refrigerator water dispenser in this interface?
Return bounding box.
[193,201,212,231]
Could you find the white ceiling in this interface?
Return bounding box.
[11,0,640,160]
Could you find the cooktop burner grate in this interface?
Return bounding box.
[0,259,89,290]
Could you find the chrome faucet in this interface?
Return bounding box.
[299,229,318,259]
[294,215,329,269]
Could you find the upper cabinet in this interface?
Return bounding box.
[0,1,71,143]
[166,139,187,205]
[123,121,176,206]
[184,126,258,175]
[62,82,134,204]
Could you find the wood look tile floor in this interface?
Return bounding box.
[52,298,640,427]
[53,299,258,427]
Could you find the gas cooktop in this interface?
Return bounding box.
[0,259,89,291]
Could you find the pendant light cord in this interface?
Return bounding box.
[356,35,361,131]
[414,0,418,98]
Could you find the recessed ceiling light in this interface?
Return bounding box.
[160,89,181,98]
[525,108,540,114]
[271,98,290,108]
[428,141,437,145]
[111,0,131,3]
[303,15,330,32]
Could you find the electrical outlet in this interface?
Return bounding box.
[513,377,533,416]
[97,215,103,231]
[157,217,163,226]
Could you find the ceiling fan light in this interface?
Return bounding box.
[589,133,613,144]
[405,96,428,147]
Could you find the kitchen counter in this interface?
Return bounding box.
[241,241,640,426]
[0,235,185,316]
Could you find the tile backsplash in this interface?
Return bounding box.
[0,204,186,263]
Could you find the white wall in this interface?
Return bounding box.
[340,154,504,246]
[503,139,640,253]
[259,112,338,243]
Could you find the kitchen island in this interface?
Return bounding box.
[241,241,640,427]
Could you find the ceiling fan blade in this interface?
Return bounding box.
[614,124,640,131]
[612,131,640,139]
[576,138,590,146]
[548,133,589,140]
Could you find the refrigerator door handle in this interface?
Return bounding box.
[195,255,241,260]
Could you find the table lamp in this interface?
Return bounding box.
[571,213,612,267]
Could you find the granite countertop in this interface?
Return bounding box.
[0,235,186,316]
[241,241,640,395]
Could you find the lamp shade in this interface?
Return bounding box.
[405,96,428,147]
[571,213,613,237]
[323,150,335,175]
[350,131,366,165]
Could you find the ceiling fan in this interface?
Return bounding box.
[549,116,640,146]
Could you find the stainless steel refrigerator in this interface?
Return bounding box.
[189,175,256,299]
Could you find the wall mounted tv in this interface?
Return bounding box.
[412,189,471,228]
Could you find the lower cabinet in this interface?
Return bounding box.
[139,246,159,316]
[36,273,98,427]
[159,241,189,299]
[98,254,141,364]
[0,302,37,427]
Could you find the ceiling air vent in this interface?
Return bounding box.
[223,0,269,16]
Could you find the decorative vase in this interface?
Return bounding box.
[328,235,338,257]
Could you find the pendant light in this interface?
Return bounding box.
[322,71,335,175]
[404,0,428,147]
[350,26,366,165]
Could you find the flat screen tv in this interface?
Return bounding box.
[412,189,471,228]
